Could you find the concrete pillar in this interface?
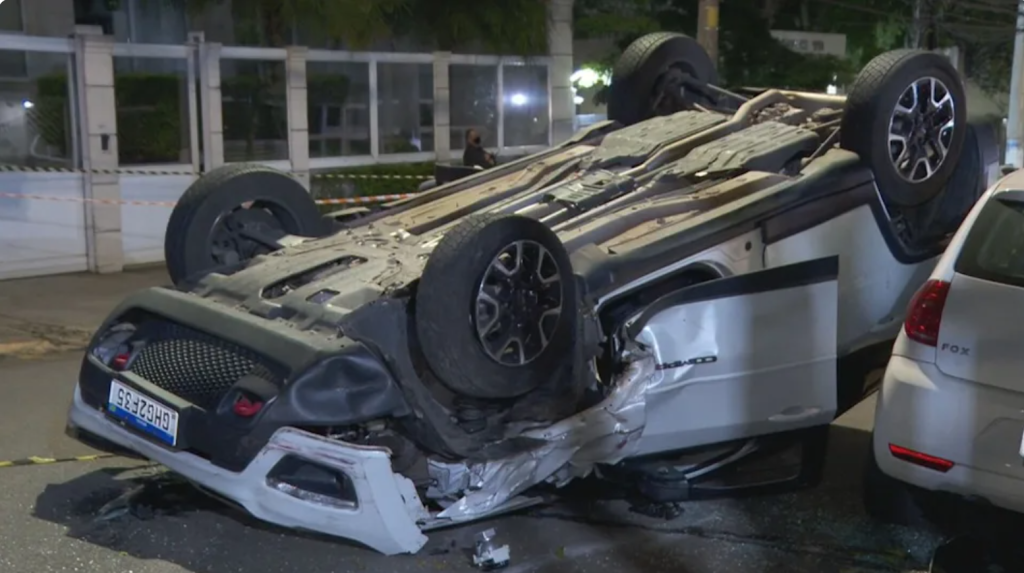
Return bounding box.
[74,25,123,274]
[285,46,310,189]
[369,59,380,158]
[547,0,575,144]
[433,51,452,162]
[195,34,224,170]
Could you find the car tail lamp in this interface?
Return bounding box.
[110,353,130,371]
[903,279,950,346]
[889,443,954,473]
[232,395,264,417]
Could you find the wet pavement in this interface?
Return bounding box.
[0,268,948,572]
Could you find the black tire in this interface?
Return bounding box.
[863,433,927,526]
[164,164,325,285]
[608,32,718,126]
[415,213,578,399]
[841,49,967,208]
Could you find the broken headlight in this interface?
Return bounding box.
[266,455,358,509]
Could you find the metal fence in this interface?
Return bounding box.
[0,28,555,281]
[0,30,554,176]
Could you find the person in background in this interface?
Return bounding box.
[463,128,496,169]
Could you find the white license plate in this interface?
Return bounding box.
[106,380,179,446]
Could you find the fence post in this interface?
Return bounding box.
[496,59,505,152]
[285,46,309,189]
[73,25,123,274]
[547,0,575,145]
[433,51,451,162]
[197,37,224,170]
[369,57,380,160]
[185,32,203,174]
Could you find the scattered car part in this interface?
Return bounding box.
[472,528,510,570]
[164,164,327,285]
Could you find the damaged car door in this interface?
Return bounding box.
[625,256,840,457]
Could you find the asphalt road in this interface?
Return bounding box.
[0,350,945,573]
[0,268,950,572]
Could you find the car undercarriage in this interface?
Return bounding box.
[66,33,998,555]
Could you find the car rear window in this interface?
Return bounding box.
[955,193,1024,289]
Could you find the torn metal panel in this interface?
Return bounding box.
[435,357,656,521]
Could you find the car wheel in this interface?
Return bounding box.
[863,433,927,526]
[840,50,967,208]
[607,32,718,126]
[415,213,578,399]
[164,164,327,286]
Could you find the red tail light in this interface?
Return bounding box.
[232,396,264,417]
[110,353,130,370]
[889,443,954,473]
[903,279,950,346]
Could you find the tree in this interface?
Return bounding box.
[168,0,403,48]
[573,0,862,102]
[933,0,1019,96]
[388,0,548,55]
[173,0,547,53]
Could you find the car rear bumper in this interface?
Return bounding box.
[873,355,1024,513]
[67,383,430,555]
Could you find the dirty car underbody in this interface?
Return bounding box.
[67,89,869,554]
[65,28,989,552]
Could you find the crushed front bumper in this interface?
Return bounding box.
[67,383,431,555]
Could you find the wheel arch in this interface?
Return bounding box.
[594,261,724,384]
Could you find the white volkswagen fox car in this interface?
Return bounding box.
[868,167,1024,523]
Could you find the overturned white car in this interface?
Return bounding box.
[66,33,998,554]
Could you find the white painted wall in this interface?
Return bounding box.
[120,175,194,265]
[0,173,197,278]
[0,172,88,280]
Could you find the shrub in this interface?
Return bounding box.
[32,72,184,164]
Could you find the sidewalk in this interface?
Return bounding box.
[0,266,168,359]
